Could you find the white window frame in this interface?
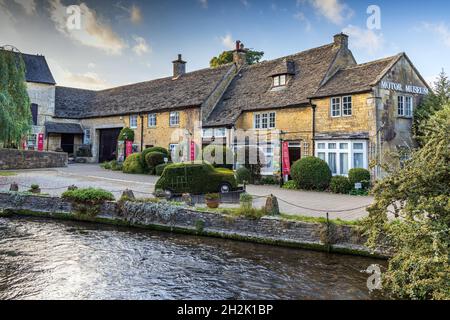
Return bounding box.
[273,74,287,87]
[315,140,368,176]
[342,96,352,116]
[331,97,341,117]
[202,128,227,138]
[169,143,178,157]
[148,113,157,128]
[254,112,276,129]
[129,115,138,129]
[83,129,91,145]
[169,112,180,127]
[398,95,413,117]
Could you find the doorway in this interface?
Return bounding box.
[288,142,301,167]
[61,134,75,155]
[99,128,122,163]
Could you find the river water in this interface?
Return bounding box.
[0,217,382,300]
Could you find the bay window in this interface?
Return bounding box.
[315,140,368,175]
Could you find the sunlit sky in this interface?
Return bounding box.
[1,0,449,90]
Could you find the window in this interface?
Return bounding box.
[202,128,226,138]
[169,112,180,126]
[331,97,341,117]
[254,112,276,129]
[398,96,413,117]
[83,129,91,145]
[148,113,157,127]
[315,140,368,175]
[273,74,287,87]
[129,115,138,128]
[27,134,37,150]
[342,96,352,116]
[30,103,38,126]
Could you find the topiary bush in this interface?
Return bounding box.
[348,168,371,188]
[330,175,352,194]
[122,153,144,174]
[291,157,332,191]
[145,152,165,174]
[141,147,169,170]
[118,127,135,142]
[155,163,170,176]
[236,167,251,184]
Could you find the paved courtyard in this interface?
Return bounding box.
[0,164,373,221]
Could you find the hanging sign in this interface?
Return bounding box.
[282,141,291,176]
[190,141,195,161]
[125,140,133,157]
[37,133,44,151]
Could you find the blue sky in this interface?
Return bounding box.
[1,0,449,89]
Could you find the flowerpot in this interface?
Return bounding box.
[206,199,220,209]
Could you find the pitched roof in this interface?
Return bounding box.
[54,64,233,119]
[45,121,83,134]
[311,54,401,98]
[204,43,340,127]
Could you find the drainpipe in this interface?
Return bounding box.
[140,114,144,152]
[309,99,317,156]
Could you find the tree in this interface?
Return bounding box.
[210,49,264,68]
[0,50,31,147]
[364,104,450,300]
[413,69,450,146]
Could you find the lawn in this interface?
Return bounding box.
[0,171,17,176]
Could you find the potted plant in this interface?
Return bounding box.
[29,184,41,194]
[205,193,220,209]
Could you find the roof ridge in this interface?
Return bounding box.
[343,53,403,70]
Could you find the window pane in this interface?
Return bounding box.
[261,113,268,129]
[353,143,363,150]
[279,75,286,86]
[340,143,348,149]
[340,153,349,175]
[328,153,337,174]
[328,143,336,149]
[331,97,341,117]
[273,76,280,87]
[318,152,326,161]
[269,113,276,128]
[318,143,326,149]
[254,114,261,129]
[342,96,352,116]
[405,96,413,117]
[398,96,404,116]
[353,153,364,168]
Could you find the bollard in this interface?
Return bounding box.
[121,189,135,201]
[10,183,19,192]
[264,194,280,216]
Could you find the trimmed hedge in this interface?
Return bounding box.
[118,127,134,142]
[141,147,169,171]
[62,187,114,203]
[122,153,144,174]
[291,157,331,190]
[145,152,165,174]
[155,162,237,194]
[348,168,371,188]
[155,163,170,176]
[236,167,251,184]
[330,176,352,194]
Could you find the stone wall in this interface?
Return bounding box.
[0,192,385,257]
[0,149,68,170]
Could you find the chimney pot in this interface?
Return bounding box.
[172,54,186,78]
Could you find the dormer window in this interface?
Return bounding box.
[273,74,287,87]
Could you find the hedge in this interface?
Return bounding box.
[330,176,352,194]
[118,127,135,142]
[236,167,251,184]
[155,163,170,176]
[122,153,144,174]
[141,147,169,171]
[348,168,371,189]
[145,152,165,174]
[291,157,331,190]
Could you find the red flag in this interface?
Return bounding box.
[282,141,291,175]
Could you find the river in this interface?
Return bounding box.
[0,217,382,300]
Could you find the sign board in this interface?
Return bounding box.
[355,183,362,190]
[190,141,195,161]
[125,140,133,157]
[282,141,291,176]
[37,133,44,151]
[380,81,429,95]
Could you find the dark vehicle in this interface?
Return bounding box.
[155,162,238,195]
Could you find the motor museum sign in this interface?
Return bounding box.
[380,81,429,95]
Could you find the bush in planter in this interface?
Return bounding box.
[236,167,251,184]
[348,168,371,189]
[155,163,170,176]
[62,188,114,217]
[29,184,41,194]
[145,152,165,174]
[205,193,220,209]
[141,147,170,170]
[330,176,352,194]
[122,153,144,174]
[291,157,331,190]
[118,127,135,142]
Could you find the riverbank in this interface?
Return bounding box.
[0,192,387,259]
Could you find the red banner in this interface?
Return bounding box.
[37,133,44,151]
[282,141,291,176]
[125,140,133,157]
[190,141,195,161]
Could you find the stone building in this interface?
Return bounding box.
[11,33,430,178]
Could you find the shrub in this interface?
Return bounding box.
[141,147,169,170]
[205,193,220,200]
[62,188,114,217]
[234,207,266,220]
[122,153,144,174]
[330,176,352,194]
[240,193,253,210]
[291,157,332,190]
[202,145,234,169]
[261,176,279,185]
[155,163,170,176]
[348,168,371,188]
[111,161,123,171]
[145,152,165,173]
[118,127,135,142]
[282,180,298,190]
[236,167,251,184]
[100,162,111,170]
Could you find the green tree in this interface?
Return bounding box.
[210,49,264,68]
[364,104,450,300]
[413,69,450,146]
[0,50,31,148]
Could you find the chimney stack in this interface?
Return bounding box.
[172,54,186,78]
[233,40,247,67]
[333,33,349,50]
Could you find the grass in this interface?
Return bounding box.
[0,171,17,176]
[280,213,361,226]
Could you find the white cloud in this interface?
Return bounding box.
[49,0,127,55]
[199,0,208,9]
[130,4,142,24]
[13,0,36,15]
[220,33,235,50]
[132,35,150,56]
[422,22,450,47]
[299,0,353,25]
[342,25,384,55]
[294,11,312,32]
[88,62,96,69]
